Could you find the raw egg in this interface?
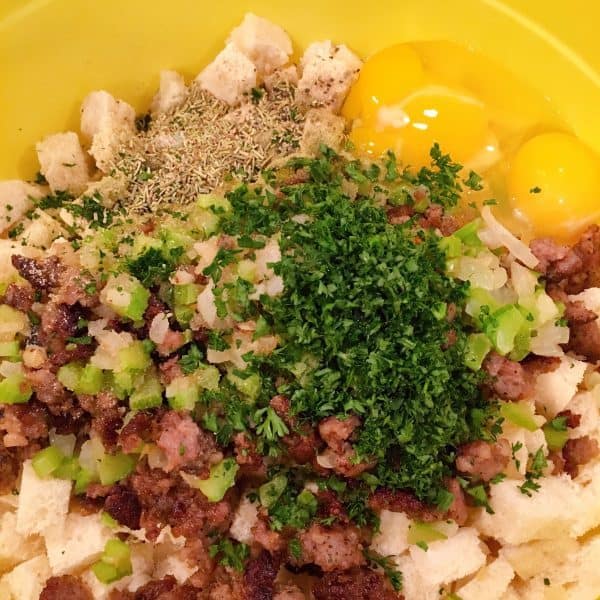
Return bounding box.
[342,44,499,169]
[507,132,600,242]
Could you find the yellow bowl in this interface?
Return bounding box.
[1,0,599,180]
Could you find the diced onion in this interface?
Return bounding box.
[149,313,170,345]
[529,322,569,357]
[511,262,537,298]
[479,206,538,268]
[316,450,336,469]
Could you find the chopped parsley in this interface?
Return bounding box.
[179,343,204,375]
[364,549,403,591]
[208,539,249,572]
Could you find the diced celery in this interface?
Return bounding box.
[454,219,482,246]
[195,458,239,502]
[57,362,83,392]
[129,372,163,410]
[0,305,28,341]
[174,305,195,326]
[194,365,220,391]
[173,283,201,306]
[74,467,97,494]
[32,446,64,478]
[78,364,104,395]
[103,539,132,574]
[101,511,118,528]
[102,274,150,322]
[0,341,20,361]
[465,288,500,324]
[92,560,120,584]
[464,333,492,371]
[98,453,136,486]
[439,235,462,259]
[543,424,570,451]
[509,325,532,362]
[0,374,32,404]
[166,377,199,411]
[500,402,538,432]
[227,370,261,401]
[237,259,258,282]
[188,207,220,237]
[118,341,151,372]
[483,304,526,356]
[54,457,81,480]
[131,234,161,258]
[161,228,195,253]
[50,431,76,457]
[259,475,287,508]
[196,193,231,213]
[407,521,448,545]
[112,370,135,397]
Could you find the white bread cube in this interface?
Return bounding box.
[408,527,486,588]
[0,511,44,572]
[517,577,568,600]
[1,554,50,600]
[229,497,258,544]
[0,180,44,235]
[533,356,587,418]
[36,132,92,195]
[301,108,346,155]
[566,391,599,440]
[393,554,439,600]
[18,209,66,250]
[80,91,136,172]
[0,580,9,600]
[16,460,71,536]
[370,510,410,557]
[44,512,112,575]
[264,65,298,91]
[196,43,257,105]
[297,41,362,112]
[474,475,578,544]
[150,70,188,116]
[228,13,293,76]
[571,462,600,535]
[457,557,514,600]
[154,554,197,584]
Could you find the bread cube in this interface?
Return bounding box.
[44,512,112,575]
[0,511,43,573]
[370,510,410,557]
[569,287,600,316]
[500,537,579,580]
[196,43,257,105]
[229,496,258,544]
[566,391,599,440]
[533,356,587,417]
[228,13,293,76]
[297,41,362,112]
[301,108,346,155]
[393,554,439,600]
[1,554,50,600]
[150,70,188,116]
[457,557,514,600]
[36,132,92,194]
[80,90,136,172]
[408,527,486,588]
[18,209,66,250]
[154,554,197,584]
[264,65,298,91]
[473,475,578,544]
[16,460,71,536]
[0,180,44,235]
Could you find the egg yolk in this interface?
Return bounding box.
[507,132,600,242]
[343,44,492,168]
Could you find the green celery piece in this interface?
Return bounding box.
[98,453,136,486]
[464,333,492,371]
[484,304,526,355]
[543,425,570,451]
[500,402,538,432]
[227,370,261,402]
[166,378,199,411]
[465,287,501,324]
[57,362,83,392]
[439,235,462,259]
[174,305,194,326]
[259,474,287,508]
[237,259,257,282]
[78,364,104,395]
[173,283,201,306]
[129,372,163,410]
[196,193,231,213]
[453,218,482,246]
[103,274,149,322]
[118,341,152,372]
[0,341,20,361]
[0,374,32,404]
[32,446,64,478]
[92,560,120,584]
[407,521,448,545]
[74,468,96,495]
[54,457,81,481]
[194,365,220,391]
[195,458,239,502]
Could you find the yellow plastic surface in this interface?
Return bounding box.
[1,0,599,180]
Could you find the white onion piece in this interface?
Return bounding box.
[0,361,23,378]
[479,206,538,268]
[49,430,76,457]
[529,322,569,357]
[511,262,537,298]
[78,437,105,476]
[316,451,337,469]
[197,281,217,327]
[147,444,169,470]
[149,313,170,345]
